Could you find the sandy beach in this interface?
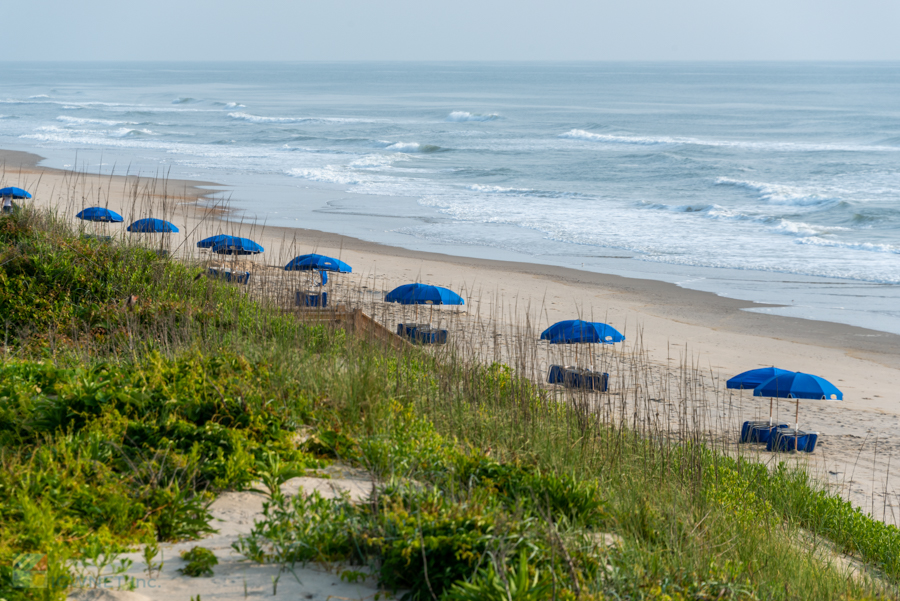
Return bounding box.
[4,145,900,575]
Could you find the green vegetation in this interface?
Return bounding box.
[179,547,217,578]
[0,206,898,600]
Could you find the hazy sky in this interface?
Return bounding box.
[6,0,900,61]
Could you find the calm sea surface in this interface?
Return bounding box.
[1,62,898,334]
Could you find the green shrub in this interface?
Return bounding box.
[179,546,218,577]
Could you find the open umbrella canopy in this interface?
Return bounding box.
[726,367,794,390]
[127,218,178,233]
[0,187,32,199]
[284,254,351,273]
[210,237,264,255]
[198,235,256,249]
[76,207,124,223]
[197,234,231,248]
[754,372,843,400]
[385,283,464,305]
[540,320,624,344]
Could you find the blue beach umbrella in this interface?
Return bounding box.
[285,254,351,287]
[385,283,464,305]
[729,367,795,430]
[210,237,264,255]
[726,367,794,390]
[540,320,625,344]
[754,372,843,431]
[284,254,352,273]
[754,372,842,401]
[127,218,179,233]
[0,187,32,199]
[197,234,233,248]
[197,234,259,250]
[76,207,124,223]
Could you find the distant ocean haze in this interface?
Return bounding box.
[1,61,898,331]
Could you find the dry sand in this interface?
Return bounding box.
[67,466,389,601]
[3,148,900,593]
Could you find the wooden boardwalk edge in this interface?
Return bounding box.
[285,306,412,351]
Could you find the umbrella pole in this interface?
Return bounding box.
[769,397,773,425]
[795,398,800,431]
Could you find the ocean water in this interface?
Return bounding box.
[1,62,899,334]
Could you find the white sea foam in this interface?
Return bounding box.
[109,128,154,138]
[561,129,675,145]
[561,129,900,153]
[715,177,836,206]
[229,112,379,124]
[384,142,423,152]
[773,220,831,237]
[286,167,361,185]
[229,112,315,124]
[28,94,50,99]
[466,184,534,195]
[794,237,899,254]
[57,115,132,126]
[446,111,500,122]
[349,154,399,169]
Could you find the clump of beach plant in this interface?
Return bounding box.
[179,546,218,577]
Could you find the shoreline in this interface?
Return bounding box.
[3,146,897,370]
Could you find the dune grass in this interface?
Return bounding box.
[0,206,897,600]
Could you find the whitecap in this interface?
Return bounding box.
[57,115,131,126]
[286,167,360,185]
[109,128,154,138]
[561,129,900,153]
[446,111,500,122]
[560,129,674,145]
[715,177,836,207]
[466,184,534,195]
[349,154,398,169]
[229,111,380,124]
[794,237,899,254]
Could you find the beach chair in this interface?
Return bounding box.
[740,420,789,444]
[208,268,251,285]
[397,323,447,344]
[547,365,609,392]
[766,428,818,453]
[296,290,327,307]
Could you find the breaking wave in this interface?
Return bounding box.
[229,112,379,124]
[715,177,836,207]
[446,111,500,122]
[380,141,443,153]
[109,128,154,138]
[561,129,900,153]
[560,129,674,145]
[794,237,900,254]
[57,115,133,126]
